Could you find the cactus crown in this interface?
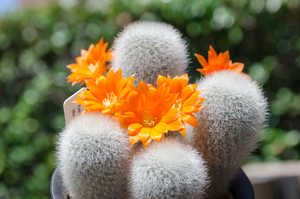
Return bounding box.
[111,21,189,86]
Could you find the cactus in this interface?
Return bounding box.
[56,113,131,199]
[186,71,268,198]
[111,21,189,86]
[130,138,210,199]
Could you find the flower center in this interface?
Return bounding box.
[88,63,97,73]
[173,98,182,110]
[142,112,157,128]
[102,92,117,108]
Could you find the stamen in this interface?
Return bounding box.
[142,112,157,128]
[88,63,97,73]
[173,98,182,110]
[102,92,117,108]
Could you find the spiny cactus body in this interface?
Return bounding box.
[130,138,209,199]
[57,113,131,199]
[186,71,268,199]
[111,21,189,86]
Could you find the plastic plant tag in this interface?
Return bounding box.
[63,87,87,125]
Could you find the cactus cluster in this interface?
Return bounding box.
[57,21,268,199]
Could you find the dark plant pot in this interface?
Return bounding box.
[229,168,255,199]
[51,167,254,199]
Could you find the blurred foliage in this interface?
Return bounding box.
[0,0,300,198]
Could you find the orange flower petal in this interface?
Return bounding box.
[128,123,143,136]
[160,108,181,123]
[105,69,117,92]
[150,128,163,142]
[179,74,189,88]
[138,80,150,94]
[179,127,186,137]
[138,127,151,143]
[166,119,185,131]
[230,63,244,73]
[129,136,140,146]
[181,84,197,102]
[182,114,198,128]
[195,53,208,68]
[169,77,182,94]
[181,106,200,114]
[153,122,168,134]
[197,68,208,76]
[208,46,217,63]
[122,112,139,124]
[142,137,152,147]
[182,91,201,107]
[222,51,230,63]
[102,108,112,115]
[157,75,169,88]
[77,91,99,102]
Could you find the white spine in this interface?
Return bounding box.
[186,71,268,198]
[130,138,209,199]
[111,21,189,86]
[57,113,131,199]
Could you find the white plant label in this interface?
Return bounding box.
[63,87,87,126]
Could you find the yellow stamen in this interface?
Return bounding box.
[102,92,117,108]
[88,63,97,73]
[142,112,157,128]
[173,98,182,110]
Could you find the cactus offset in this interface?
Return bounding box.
[130,138,209,199]
[57,113,131,199]
[111,21,189,86]
[186,71,268,199]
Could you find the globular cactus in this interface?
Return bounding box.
[111,21,189,86]
[56,113,131,199]
[130,138,210,199]
[186,71,268,199]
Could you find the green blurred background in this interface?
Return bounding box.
[0,0,300,198]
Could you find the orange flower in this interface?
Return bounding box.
[75,69,135,115]
[67,38,112,85]
[195,46,244,76]
[157,74,205,136]
[114,81,185,147]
